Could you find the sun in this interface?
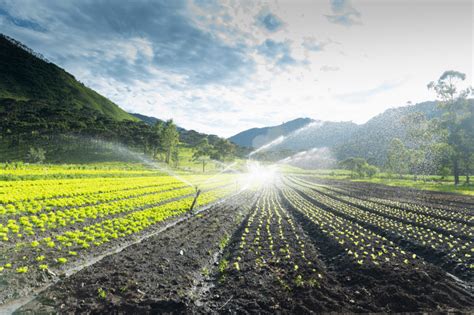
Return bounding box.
[240,161,279,188]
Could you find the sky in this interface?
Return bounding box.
[0,0,472,137]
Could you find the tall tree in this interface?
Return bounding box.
[161,120,180,164]
[428,70,473,184]
[211,138,236,161]
[150,121,164,160]
[193,138,213,172]
[386,138,408,178]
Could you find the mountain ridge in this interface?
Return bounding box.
[0,34,235,162]
[229,100,454,166]
[229,117,315,148]
[0,34,137,122]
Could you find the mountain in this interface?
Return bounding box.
[130,113,164,126]
[230,101,451,166]
[229,117,314,147]
[334,101,445,164]
[0,34,137,121]
[270,121,358,152]
[0,34,230,162]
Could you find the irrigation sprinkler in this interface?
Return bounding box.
[189,186,201,213]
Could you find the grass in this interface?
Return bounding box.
[0,146,245,180]
[353,177,474,196]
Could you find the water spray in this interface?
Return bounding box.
[246,121,323,160]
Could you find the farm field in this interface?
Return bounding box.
[0,165,239,311]
[1,165,472,313]
[2,2,473,313]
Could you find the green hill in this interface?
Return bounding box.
[0,34,136,121]
[0,34,137,121]
[0,34,239,164]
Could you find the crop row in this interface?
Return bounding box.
[285,180,473,271]
[0,175,225,216]
[0,185,236,275]
[0,174,225,203]
[289,177,472,237]
[0,166,158,182]
[224,184,323,289]
[281,185,416,268]
[301,177,472,215]
[1,180,185,216]
[326,182,472,218]
[0,178,233,244]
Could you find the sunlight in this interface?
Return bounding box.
[240,161,279,188]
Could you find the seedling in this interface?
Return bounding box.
[97,288,106,299]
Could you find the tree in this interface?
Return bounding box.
[407,149,424,181]
[150,121,164,160]
[172,148,180,168]
[27,147,46,163]
[339,157,371,178]
[386,138,408,178]
[364,164,379,178]
[428,70,473,184]
[402,112,441,179]
[161,120,180,164]
[211,138,236,161]
[193,138,213,172]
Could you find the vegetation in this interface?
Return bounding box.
[0,34,239,165]
[0,165,237,279]
[276,71,473,187]
[427,71,473,184]
[0,35,136,121]
[339,157,378,178]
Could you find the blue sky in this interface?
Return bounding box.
[0,0,472,136]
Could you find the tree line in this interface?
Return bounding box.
[0,98,238,168]
[340,71,473,185]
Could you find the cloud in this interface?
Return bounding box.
[257,39,289,58]
[256,11,284,32]
[1,0,470,138]
[0,0,255,86]
[326,0,362,26]
[334,80,405,103]
[302,37,328,52]
[320,65,340,72]
[257,39,306,68]
[0,7,46,32]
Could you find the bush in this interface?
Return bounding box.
[26,147,46,163]
[364,165,379,178]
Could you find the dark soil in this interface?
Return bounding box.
[0,184,230,306]
[15,191,258,314]
[306,177,474,212]
[196,189,355,314]
[10,179,474,314]
[281,186,474,313]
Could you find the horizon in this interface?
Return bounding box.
[0,0,472,137]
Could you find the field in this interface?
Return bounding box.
[280,166,474,196]
[1,164,473,313]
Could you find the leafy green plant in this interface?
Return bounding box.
[57,257,68,264]
[16,266,28,273]
[97,287,106,299]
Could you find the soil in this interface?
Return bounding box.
[10,179,474,314]
[15,191,257,314]
[0,184,230,306]
[282,190,473,313]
